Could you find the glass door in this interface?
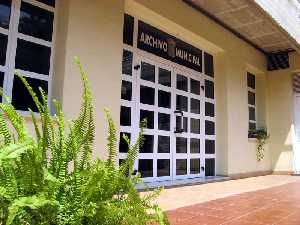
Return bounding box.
[173,68,205,180]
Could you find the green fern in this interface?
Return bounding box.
[0,58,168,225]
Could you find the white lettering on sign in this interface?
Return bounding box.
[139,32,201,67]
[140,32,168,52]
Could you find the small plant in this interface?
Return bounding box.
[249,128,269,162]
[0,58,168,225]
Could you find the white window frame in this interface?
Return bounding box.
[247,72,257,130]
[1,0,56,115]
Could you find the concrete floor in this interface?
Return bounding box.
[149,175,300,211]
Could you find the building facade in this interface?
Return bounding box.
[2,0,300,184]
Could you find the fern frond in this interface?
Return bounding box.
[104,108,117,166]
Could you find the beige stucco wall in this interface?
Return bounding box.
[53,0,124,158]
[268,52,300,172]
[127,0,270,176]
[50,0,277,176]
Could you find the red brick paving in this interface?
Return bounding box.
[166,180,300,225]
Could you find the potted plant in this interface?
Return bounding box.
[249,128,270,162]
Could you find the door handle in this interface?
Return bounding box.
[174,110,184,133]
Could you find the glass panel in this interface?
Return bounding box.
[190,159,200,174]
[120,106,131,126]
[205,80,214,99]
[190,78,200,95]
[205,102,215,117]
[141,62,155,82]
[119,132,130,153]
[176,159,187,175]
[204,52,214,77]
[123,14,134,46]
[205,158,215,176]
[190,98,200,114]
[140,86,155,105]
[0,33,7,66]
[37,0,56,7]
[205,121,215,135]
[190,138,200,153]
[247,72,256,89]
[248,91,255,106]
[19,2,54,41]
[12,76,47,112]
[157,159,170,177]
[190,118,200,134]
[249,107,256,121]
[121,80,132,101]
[122,50,132,75]
[177,74,188,92]
[249,122,256,130]
[159,68,171,87]
[176,95,188,112]
[140,135,153,153]
[158,90,171,108]
[0,0,11,29]
[158,113,170,131]
[15,39,51,75]
[158,136,170,153]
[138,159,153,178]
[0,72,4,102]
[140,110,154,129]
[205,140,215,154]
[176,137,187,153]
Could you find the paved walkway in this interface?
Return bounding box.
[161,175,300,225]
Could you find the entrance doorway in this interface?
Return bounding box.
[120,52,216,183]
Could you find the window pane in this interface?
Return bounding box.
[205,102,215,117]
[157,159,170,177]
[204,52,214,77]
[120,106,131,126]
[141,62,155,82]
[122,50,132,76]
[12,76,47,112]
[158,90,171,108]
[205,121,215,135]
[190,138,200,153]
[138,159,153,178]
[176,137,187,153]
[158,136,170,153]
[249,107,256,121]
[0,33,7,66]
[247,72,256,89]
[0,0,11,29]
[158,113,170,131]
[119,132,130,153]
[123,14,134,46]
[15,39,51,75]
[121,80,132,101]
[176,95,188,112]
[140,135,153,153]
[0,72,4,102]
[177,74,188,92]
[176,159,187,175]
[191,78,200,95]
[190,159,200,174]
[176,116,188,133]
[37,0,55,7]
[140,86,155,105]
[249,122,256,130]
[205,158,215,176]
[190,118,200,134]
[159,68,171,87]
[191,98,200,114]
[248,91,255,106]
[205,140,215,154]
[205,80,214,99]
[19,2,54,41]
[140,110,154,129]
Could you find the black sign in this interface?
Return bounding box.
[138,21,202,72]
